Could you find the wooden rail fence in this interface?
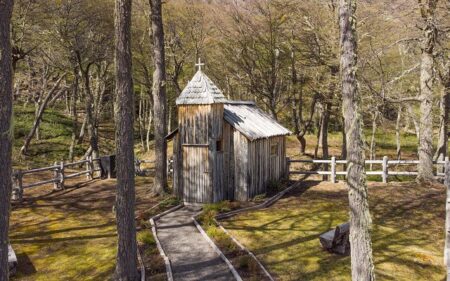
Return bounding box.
[287,156,449,183]
[12,156,101,201]
[134,158,173,176]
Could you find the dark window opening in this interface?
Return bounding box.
[216,140,223,152]
[271,143,278,156]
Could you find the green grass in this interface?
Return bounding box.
[10,202,117,281]
[221,181,446,281]
[12,105,116,168]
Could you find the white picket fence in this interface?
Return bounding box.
[287,156,449,183]
[12,156,101,201]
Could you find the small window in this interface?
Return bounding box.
[271,143,278,156]
[216,140,223,152]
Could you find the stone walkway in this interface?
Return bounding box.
[156,206,236,281]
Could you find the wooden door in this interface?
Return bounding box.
[182,145,210,203]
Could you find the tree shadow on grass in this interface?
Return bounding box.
[225,180,447,280]
[15,253,37,277]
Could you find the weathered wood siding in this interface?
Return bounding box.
[182,145,211,203]
[233,129,249,201]
[246,136,286,199]
[230,131,286,201]
[178,104,225,203]
[223,122,234,200]
[178,104,223,144]
[172,132,183,199]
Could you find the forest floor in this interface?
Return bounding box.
[220,180,446,281]
[8,174,174,281]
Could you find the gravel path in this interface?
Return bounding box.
[156,206,236,281]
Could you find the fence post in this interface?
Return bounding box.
[53,161,60,190]
[331,156,336,183]
[135,159,141,177]
[382,156,388,183]
[60,161,65,190]
[86,156,93,180]
[12,170,23,201]
[444,161,450,278]
[286,157,291,180]
[90,156,94,179]
[445,157,449,178]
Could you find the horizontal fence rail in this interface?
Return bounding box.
[135,158,174,176]
[287,156,449,183]
[12,156,100,201]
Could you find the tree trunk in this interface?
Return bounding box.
[149,0,168,194]
[369,111,378,170]
[20,75,66,155]
[339,1,376,280]
[417,0,437,182]
[81,69,100,162]
[321,102,330,180]
[77,115,87,144]
[396,106,402,160]
[0,0,14,279]
[314,104,323,158]
[146,102,153,152]
[114,0,139,280]
[406,104,420,138]
[298,135,306,154]
[138,88,145,149]
[69,72,79,162]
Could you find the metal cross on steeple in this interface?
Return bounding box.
[195,58,205,71]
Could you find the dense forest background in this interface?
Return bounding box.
[10,0,450,166]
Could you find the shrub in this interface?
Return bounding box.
[252,193,266,202]
[159,197,180,209]
[198,201,232,227]
[206,226,237,254]
[137,231,156,246]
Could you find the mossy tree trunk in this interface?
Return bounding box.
[0,0,14,279]
[114,0,139,280]
[339,0,376,280]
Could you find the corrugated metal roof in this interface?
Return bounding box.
[224,103,291,141]
[176,70,228,105]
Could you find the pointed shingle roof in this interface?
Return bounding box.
[176,70,228,105]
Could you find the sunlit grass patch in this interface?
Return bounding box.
[10,206,116,281]
[222,181,446,281]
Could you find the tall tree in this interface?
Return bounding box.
[417,0,438,182]
[149,0,167,194]
[114,0,138,280]
[339,0,376,280]
[0,0,14,279]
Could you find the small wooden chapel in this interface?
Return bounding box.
[167,62,291,203]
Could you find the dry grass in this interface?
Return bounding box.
[221,181,446,281]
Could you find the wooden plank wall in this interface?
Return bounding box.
[223,123,234,200]
[176,103,286,203]
[233,129,249,201]
[172,132,183,199]
[182,145,211,203]
[233,134,286,201]
[177,104,224,203]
